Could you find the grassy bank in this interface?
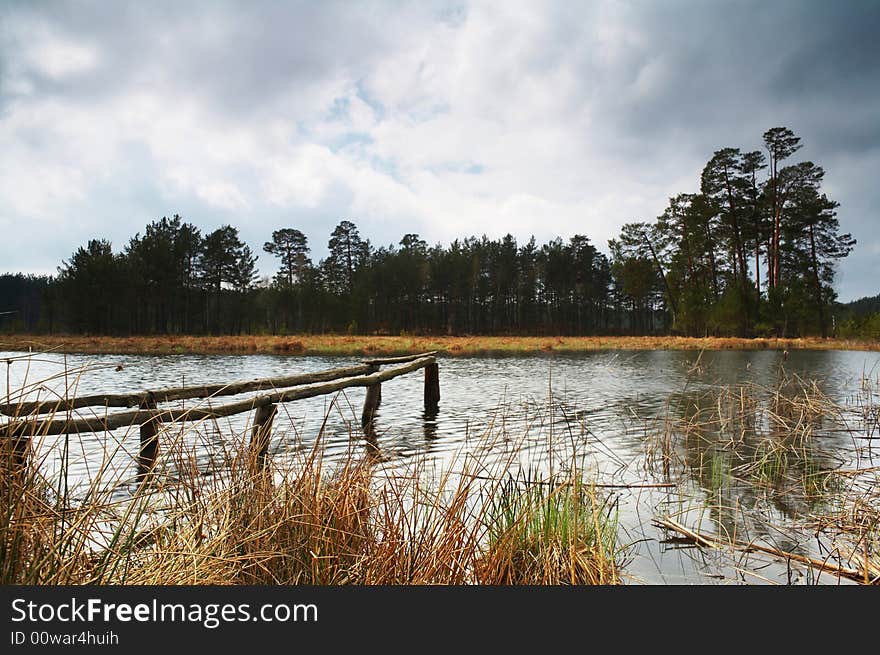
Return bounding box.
[2,333,878,356]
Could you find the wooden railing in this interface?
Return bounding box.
[1,352,440,479]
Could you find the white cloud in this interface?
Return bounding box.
[194,181,249,211]
[28,39,99,78]
[263,145,339,208]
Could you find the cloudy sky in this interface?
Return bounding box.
[1,0,878,301]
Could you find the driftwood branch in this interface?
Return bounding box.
[654,516,874,584]
[468,474,676,489]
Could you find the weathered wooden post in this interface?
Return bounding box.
[251,401,277,467]
[137,392,160,481]
[424,362,440,412]
[362,383,382,428]
[1,428,30,477]
[361,384,381,459]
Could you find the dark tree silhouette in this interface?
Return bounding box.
[263,228,310,287]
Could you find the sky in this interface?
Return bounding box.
[1,0,878,301]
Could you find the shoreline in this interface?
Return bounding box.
[1,334,878,356]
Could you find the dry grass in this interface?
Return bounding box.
[1,411,623,586]
[2,333,878,357]
[643,373,880,583]
[475,475,620,584]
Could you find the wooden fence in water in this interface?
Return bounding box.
[1,352,440,479]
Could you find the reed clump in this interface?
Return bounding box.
[475,475,620,584]
[107,446,376,585]
[645,377,842,503]
[644,373,880,583]
[1,417,623,586]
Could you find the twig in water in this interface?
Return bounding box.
[654,516,873,584]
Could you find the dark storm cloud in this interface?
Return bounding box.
[572,2,875,146]
[0,0,443,118]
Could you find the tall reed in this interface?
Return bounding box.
[2,397,624,586]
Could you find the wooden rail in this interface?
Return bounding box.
[361,351,438,365]
[2,352,440,480]
[0,362,378,416]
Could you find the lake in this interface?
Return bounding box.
[2,348,879,584]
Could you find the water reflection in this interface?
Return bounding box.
[654,378,852,567]
[423,408,439,442]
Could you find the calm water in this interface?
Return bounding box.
[2,348,879,585]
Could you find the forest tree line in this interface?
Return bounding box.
[0,127,868,338]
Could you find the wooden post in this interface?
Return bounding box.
[424,362,440,412]
[362,383,381,428]
[362,384,381,459]
[1,430,29,475]
[251,402,277,467]
[137,393,160,481]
